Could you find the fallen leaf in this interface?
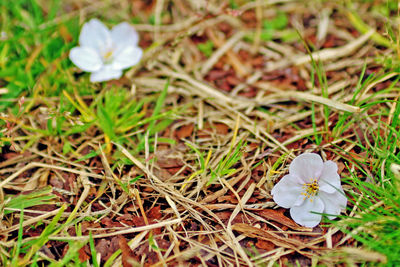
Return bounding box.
[255,239,275,251]
[78,245,90,263]
[119,235,136,267]
[255,209,311,231]
[232,223,319,254]
[153,167,172,181]
[101,217,123,228]
[148,206,162,221]
[176,124,194,139]
[155,147,185,168]
[226,75,241,86]
[95,239,110,259]
[213,123,229,135]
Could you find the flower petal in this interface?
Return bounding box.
[289,153,323,183]
[271,174,304,208]
[69,47,103,72]
[319,189,347,220]
[90,65,123,82]
[111,22,139,50]
[319,161,341,193]
[112,45,143,70]
[79,19,112,53]
[290,197,324,227]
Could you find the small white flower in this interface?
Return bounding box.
[271,153,347,228]
[69,19,143,82]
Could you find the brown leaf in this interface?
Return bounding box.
[95,239,110,259]
[240,12,257,28]
[155,146,185,168]
[176,124,194,139]
[214,211,232,221]
[214,123,229,135]
[255,209,311,231]
[226,75,241,86]
[153,167,172,181]
[119,236,136,267]
[217,195,238,203]
[166,167,183,175]
[238,87,257,97]
[232,223,319,254]
[206,69,229,81]
[117,214,139,226]
[104,236,120,261]
[251,55,265,68]
[148,206,162,221]
[255,239,275,251]
[78,245,90,263]
[49,175,64,189]
[101,217,123,228]
[156,157,183,168]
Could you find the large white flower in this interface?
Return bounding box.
[271,153,347,228]
[69,19,143,82]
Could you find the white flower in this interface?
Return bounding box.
[69,19,143,82]
[271,153,347,228]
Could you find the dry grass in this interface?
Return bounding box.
[1,0,399,266]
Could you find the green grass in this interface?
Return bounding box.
[3,186,56,215]
[297,41,400,265]
[0,0,80,110]
[0,0,181,162]
[197,40,215,58]
[0,1,179,265]
[4,205,89,266]
[329,71,400,266]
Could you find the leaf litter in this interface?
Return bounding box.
[0,0,399,266]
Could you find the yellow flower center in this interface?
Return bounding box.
[102,50,114,63]
[301,179,319,201]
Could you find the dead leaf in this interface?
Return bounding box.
[119,235,136,267]
[217,195,238,203]
[226,75,241,86]
[101,217,124,228]
[213,123,229,135]
[95,239,110,259]
[176,124,194,139]
[214,211,233,221]
[148,206,162,221]
[255,209,311,231]
[153,167,172,181]
[232,223,320,254]
[255,239,275,251]
[78,245,90,263]
[155,147,185,168]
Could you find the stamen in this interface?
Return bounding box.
[102,50,114,63]
[104,51,113,59]
[302,179,319,201]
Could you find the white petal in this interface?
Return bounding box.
[69,47,103,72]
[111,22,139,50]
[290,197,324,227]
[271,174,304,208]
[112,46,143,70]
[319,161,341,193]
[79,18,112,53]
[289,153,323,183]
[90,65,123,82]
[319,189,347,220]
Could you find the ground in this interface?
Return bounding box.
[0,0,399,266]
